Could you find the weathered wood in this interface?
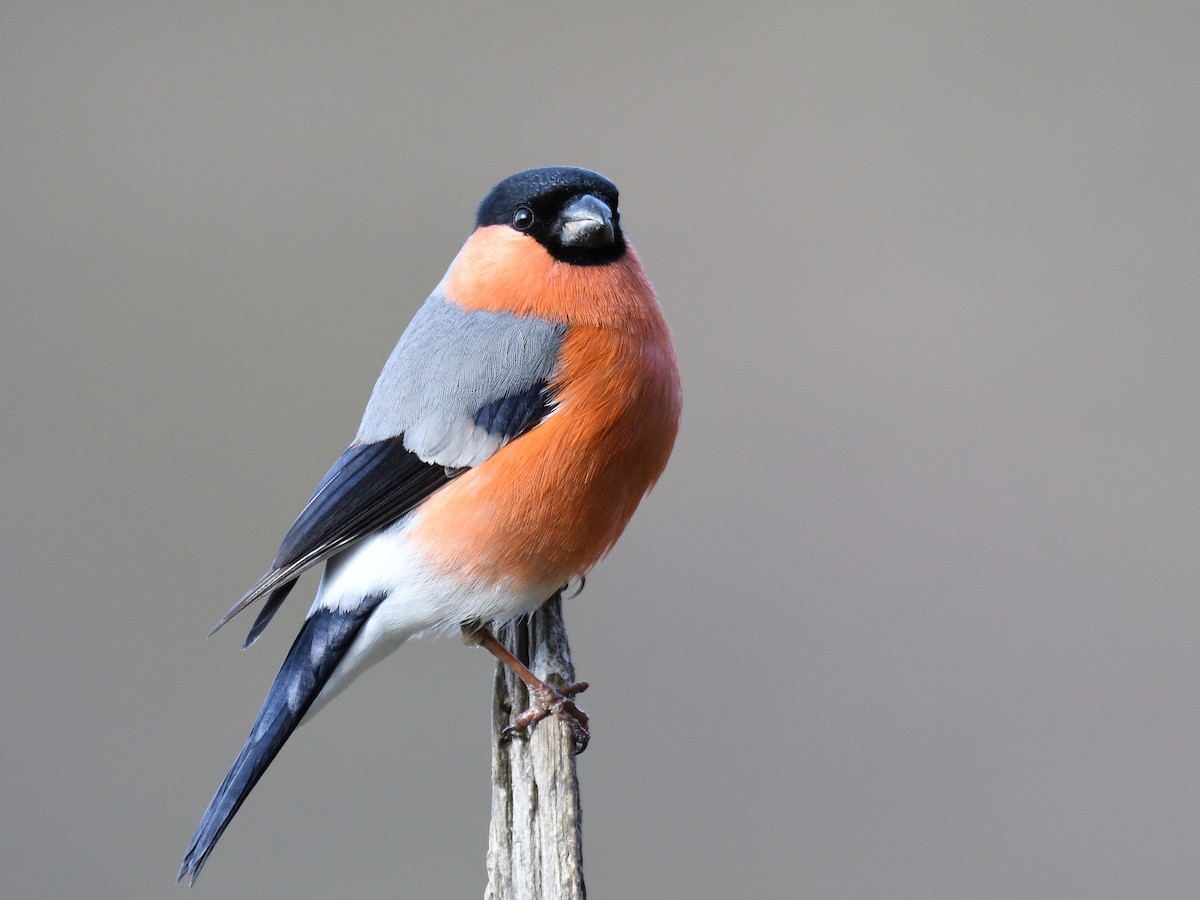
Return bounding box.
[486,595,586,900]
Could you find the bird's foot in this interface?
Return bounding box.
[464,622,591,753]
[503,680,591,754]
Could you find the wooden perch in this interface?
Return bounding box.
[485,594,586,900]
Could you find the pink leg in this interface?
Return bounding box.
[466,624,591,753]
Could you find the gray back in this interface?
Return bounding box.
[356,290,566,468]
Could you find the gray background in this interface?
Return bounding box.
[3,3,1198,898]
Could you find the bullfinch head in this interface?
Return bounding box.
[475,166,624,263]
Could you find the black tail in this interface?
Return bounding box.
[178,596,384,885]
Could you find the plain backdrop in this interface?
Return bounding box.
[3,3,1199,898]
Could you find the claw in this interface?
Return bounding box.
[504,680,590,753]
[466,622,592,753]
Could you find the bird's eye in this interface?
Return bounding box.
[512,207,534,230]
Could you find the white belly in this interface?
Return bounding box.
[301,513,556,719]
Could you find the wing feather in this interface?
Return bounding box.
[212,378,553,643]
[209,295,565,643]
[210,436,448,638]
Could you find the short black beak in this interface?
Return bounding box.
[556,194,615,248]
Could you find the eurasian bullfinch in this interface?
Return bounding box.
[178,166,681,884]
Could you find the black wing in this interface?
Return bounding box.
[210,379,555,647]
[209,435,451,644]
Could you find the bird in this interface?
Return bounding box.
[177,166,682,885]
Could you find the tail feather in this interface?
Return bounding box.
[179,594,385,885]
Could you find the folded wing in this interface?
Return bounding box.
[209,294,567,645]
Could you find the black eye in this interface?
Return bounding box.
[512,207,534,230]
